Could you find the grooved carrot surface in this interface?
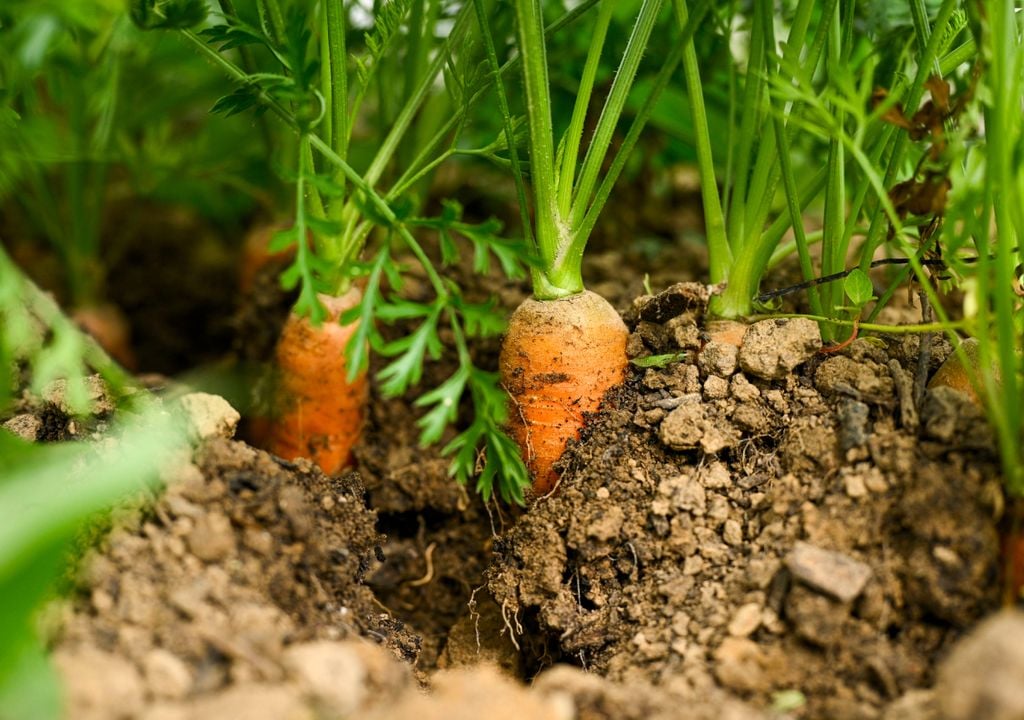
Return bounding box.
[266,288,367,474]
[499,290,629,495]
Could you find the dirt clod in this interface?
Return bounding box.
[738,318,821,380]
[176,393,240,442]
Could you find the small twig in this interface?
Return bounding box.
[914,289,934,407]
[819,316,861,354]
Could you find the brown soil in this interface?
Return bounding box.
[12,236,1013,720]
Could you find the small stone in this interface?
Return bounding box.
[143,649,193,700]
[187,512,236,562]
[722,519,744,546]
[728,603,762,637]
[844,474,868,499]
[595,487,610,500]
[42,375,115,414]
[698,341,739,377]
[730,374,760,402]
[53,645,145,720]
[738,318,822,381]
[658,474,706,514]
[177,393,240,442]
[185,683,312,720]
[934,610,1024,720]
[785,542,872,602]
[284,641,366,717]
[700,462,732,489]
[714,638,769,692]
[586,505,625,541]
[683,555,704,575]
[2,413,42,441]
[703,375,730,399]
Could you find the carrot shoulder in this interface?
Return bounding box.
[499,290,629,495]
[266,287,367,474]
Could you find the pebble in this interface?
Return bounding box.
[703,375,730,399]
[844,474,868,499]
[934,610,1024,720]
[53,645,145,720]
[2,413,42,441]
[785,542,872,602]
[187,511,237,562]
[713,637,770,692]
[284,641,367,717]
[177,393,240,442]
[738,318,822,381]
[143,648,193,700]
[698,341,739,377]
[727,603,763,638]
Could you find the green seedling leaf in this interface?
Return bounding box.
[844,268,875,307]
[343,247,389,382]
[306,215,343,239]
[457,298,506,338]
[376,297,435,322]
[210,86,264,118]
[306,173,346,199]
[377,310,442,396]
[631,352,688,368]
[414,366,470,446]
[130,0,207,30]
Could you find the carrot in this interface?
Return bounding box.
[239,222,296,295]
[72,303,137,370]
[265,287,367,474]
[499,290,629,495]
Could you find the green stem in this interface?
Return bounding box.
[323,0,348,218]
[569,0,664,230]
[675,0,730,283]
[772,114,823,317]
[513,0,563,286]
[556,0,613,217]
[471,0,535,260]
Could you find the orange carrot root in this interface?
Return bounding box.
[239,223,295,295]
[266,288,367,474]
[72,303,137,371]
[499,290,629,496]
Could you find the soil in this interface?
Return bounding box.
[6,210,1018,718]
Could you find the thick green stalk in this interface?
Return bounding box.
[772,113,823,317]
[514,0,566,296]
[724,0,767,249]
[674,0,730,284]
[323,0,348,218]
[258,0,285,46]
[574,0,710,247]
[471,0,534,257]
[983,0,1023,494]
[821,2,846,333]
[569,0,664,227]
[556,1,613,217]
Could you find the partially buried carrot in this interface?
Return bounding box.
[499,290,628,495]
[266,287,367,474]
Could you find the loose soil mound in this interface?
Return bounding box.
[487,316,1004,719]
